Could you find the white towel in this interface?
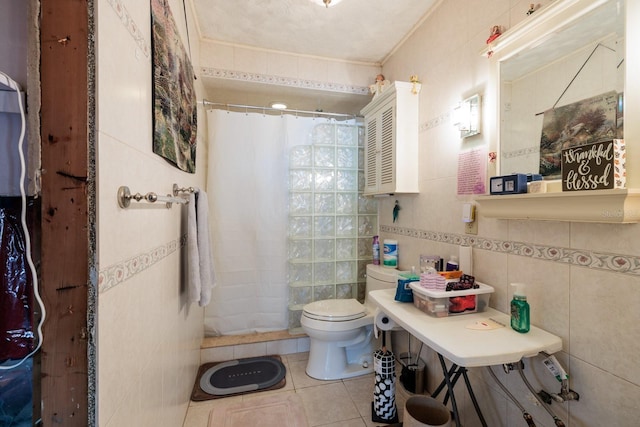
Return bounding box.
[187,189,216,306]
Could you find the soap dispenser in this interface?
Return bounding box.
[510,283,530,333]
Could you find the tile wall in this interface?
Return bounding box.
[96,0,205,425]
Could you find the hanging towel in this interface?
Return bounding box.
[187,189,216,306]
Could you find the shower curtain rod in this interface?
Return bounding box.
[200,100,360,119]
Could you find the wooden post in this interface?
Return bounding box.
[39,0,90,424]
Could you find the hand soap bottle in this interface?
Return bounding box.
[510,283,530,333]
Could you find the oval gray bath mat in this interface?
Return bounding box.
[192,355,286,400]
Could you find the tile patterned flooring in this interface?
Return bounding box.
[183,352,410,427]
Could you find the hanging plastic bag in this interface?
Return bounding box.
[0,199,34,362]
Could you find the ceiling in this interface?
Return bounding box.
[191,0,439,115]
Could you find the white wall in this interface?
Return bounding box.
[0,0,28,197]
[380,0,640,426]
[0,0,27,87]
[96,0,207,425]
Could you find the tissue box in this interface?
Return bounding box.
[409,282,494,317]
[394,275,419,303]
[528,180,547,193]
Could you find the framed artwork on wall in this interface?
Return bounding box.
[538,91,618,179]
[151,0,197,173]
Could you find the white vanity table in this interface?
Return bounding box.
[369,289,562,426]
[369,289,562,367]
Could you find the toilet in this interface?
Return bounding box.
[301,264,401,380]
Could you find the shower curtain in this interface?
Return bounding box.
[205,109,328,335]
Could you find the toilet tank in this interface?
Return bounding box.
[365,264,403,306]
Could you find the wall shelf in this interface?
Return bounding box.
[476,189,640,223]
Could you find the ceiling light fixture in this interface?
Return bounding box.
[309,0,344,8]
[271,102,287,110]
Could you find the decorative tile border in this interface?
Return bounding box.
[503,145,539,158]
[98,235,187,293]
[380,224,640,276]
[200,67,370,96]
[107,0,150,58]
[420,111,451,133]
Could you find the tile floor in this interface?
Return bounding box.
[182,352,411,427]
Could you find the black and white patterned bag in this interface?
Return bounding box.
[373,348,397,422]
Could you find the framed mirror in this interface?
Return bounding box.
[487,0,625,179]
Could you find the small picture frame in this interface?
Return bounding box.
[420,254,442,272]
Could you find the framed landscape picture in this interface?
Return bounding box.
[151,0,197,173]
[539,91,617,179]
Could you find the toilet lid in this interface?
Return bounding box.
[303,299,366,321]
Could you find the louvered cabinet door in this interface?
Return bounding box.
[378,104,396,193]
[364,114,380,194]
[363,100,396,195]
[360,81,419,196]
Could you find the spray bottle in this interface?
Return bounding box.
[510,283,530,333]
[372,235,380,265]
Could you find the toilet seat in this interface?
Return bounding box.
[303,299,366,322]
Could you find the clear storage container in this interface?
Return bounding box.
[409,282,494,317]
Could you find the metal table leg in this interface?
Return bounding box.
[431,353,488,427]
[462,367,488,426]
[435,353,461,427]
[431,362,458,399]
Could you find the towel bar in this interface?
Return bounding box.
[117,185,190,209]
[173,184,196,196]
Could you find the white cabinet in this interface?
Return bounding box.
[360,81,420,196]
